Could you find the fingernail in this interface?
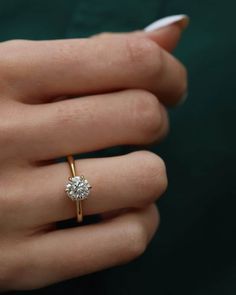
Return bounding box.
[144,14,189,32]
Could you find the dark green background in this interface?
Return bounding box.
[1,0,235,294]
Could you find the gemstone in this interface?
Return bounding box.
[65,176,92,201]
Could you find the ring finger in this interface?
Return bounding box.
[5,151,167,228]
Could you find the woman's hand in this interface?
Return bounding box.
[0,22,187,291]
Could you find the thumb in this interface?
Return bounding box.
[135,14,189,52]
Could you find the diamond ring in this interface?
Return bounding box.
[65,155,92,222]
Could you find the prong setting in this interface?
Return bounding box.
[65,176,91,201]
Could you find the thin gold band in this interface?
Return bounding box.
[67,155,83,222]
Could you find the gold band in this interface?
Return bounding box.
[67,155,83,222]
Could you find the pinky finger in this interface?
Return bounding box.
[14,205,159,290]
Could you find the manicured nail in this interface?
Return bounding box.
[144,14,189,32]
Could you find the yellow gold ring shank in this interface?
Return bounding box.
[66,155,92,223]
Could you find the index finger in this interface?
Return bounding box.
[1,33,186,106]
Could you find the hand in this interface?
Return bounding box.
[0,21,187,291]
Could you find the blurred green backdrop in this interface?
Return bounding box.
[1,0,235,294]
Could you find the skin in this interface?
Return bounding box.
[0,23,187,291]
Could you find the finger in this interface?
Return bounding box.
[18,89,169,161]
[1,33,187,106]
[14,205,159,290]
[4,151,167,228]
[97,14,189,52]
[143,23,186,52]
[143,14,189,51]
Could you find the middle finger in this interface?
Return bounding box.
[21,89,169,161]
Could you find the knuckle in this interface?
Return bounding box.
[133,151,168,204]
[150,43,164,77]
[129,90,163,143]
[124,221,148,260]
[124,36,160,70]
[54,103,75,126]
[53,102,84,127]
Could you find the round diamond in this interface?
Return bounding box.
[65,176,92,201]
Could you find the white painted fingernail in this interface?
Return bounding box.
[144,14,189,32]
